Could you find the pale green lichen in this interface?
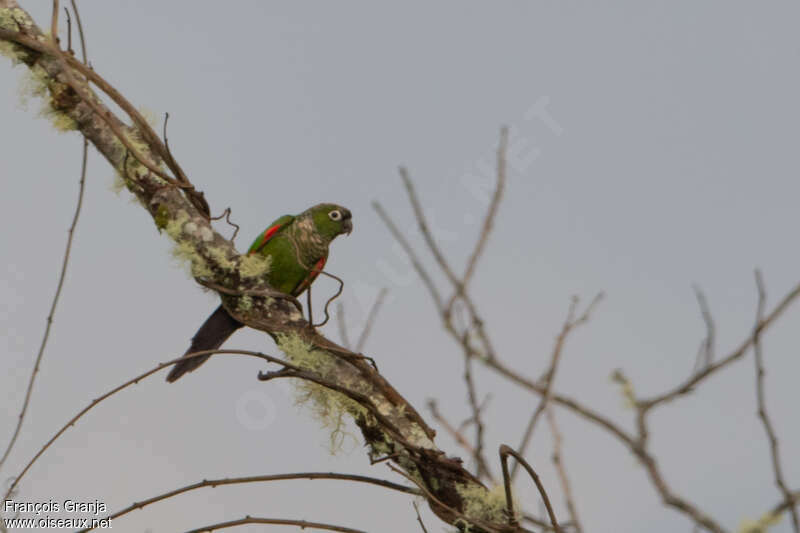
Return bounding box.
[455,483,516,531]
[237,294,253,312]
[277,333,368,453]
[0,8,29,29]
[109,171,127,194]
[2,30,79,133]
[163,209,220,278]
[171,240,213,279]
[17,64,49,107]
[120,130,169,185]
[165,211,213,278]
[407,421,435,449]
[0,13,23,61]
[206,245,236,272]
[737,512,782,533]
[0,40,18,61]
[240,253,271,279]
[43,106,77,131]
[165,210,190,240]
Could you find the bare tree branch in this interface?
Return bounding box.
[511,294,602,480]
[428,400,496,485]
[770,492,800,519]
[372,201,445,311]
[692,285,715,370]
[375,122,800,533]
[3,349,299,501]
[640,281,800,409]
[79,472,420,532]
[546,407,583,533]
[413,501,430,533]
[0,12,90,469]
[753,271,799,533]
[0,6,509,529]
[500,445,561,533]
[356,287,388,353]
[0,134,88,474]
[460,126,508,293]
[185,516,367,533]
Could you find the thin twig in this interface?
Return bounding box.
[194,277,301,311]
[336,302,352,350]
[69,0,87,63]
[458,394,491,432]
[770,492,800,519]
[512,294,603,480]
[412,501,430,533]
[372,201,444,311]
[3,349,297,500]
[399,166,461,289]
[500,444,561,532]
[375,132,790,532]
[692,286,715,369]
[307,284,314,324]
[0,28,205,202]
[753,271,799,532]
[459,126,507,295]
[62,6,70,52]
[0,137,89,473]
[312,270,344,328]
[185,516,367,533]
[50,0,59,44]
[641,280,800,408]
[427,400,495,484]
[355,288,388,352]
[78,472,419,532]
[546,407,583,533]
[463,349,490,480]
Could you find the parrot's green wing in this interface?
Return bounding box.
[247,214,295,255]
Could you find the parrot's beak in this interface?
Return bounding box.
[343,218,353,235]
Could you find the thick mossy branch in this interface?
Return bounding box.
[0,3,517,531]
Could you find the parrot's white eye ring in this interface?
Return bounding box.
[329,210,342,221]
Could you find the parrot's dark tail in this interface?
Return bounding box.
[166,305,243,383]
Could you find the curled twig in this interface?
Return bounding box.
[312,270,345,328]
[500,444,561,532]
[210,207,240,242]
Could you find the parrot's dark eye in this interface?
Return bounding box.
[328,210,342,221]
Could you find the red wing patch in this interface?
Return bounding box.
[295,256,327,295]
[250,223,284,255]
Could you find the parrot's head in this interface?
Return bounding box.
[307,203,353,241]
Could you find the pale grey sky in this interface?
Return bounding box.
[2,2,799,532]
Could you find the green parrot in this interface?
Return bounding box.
[166,203,353,382]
